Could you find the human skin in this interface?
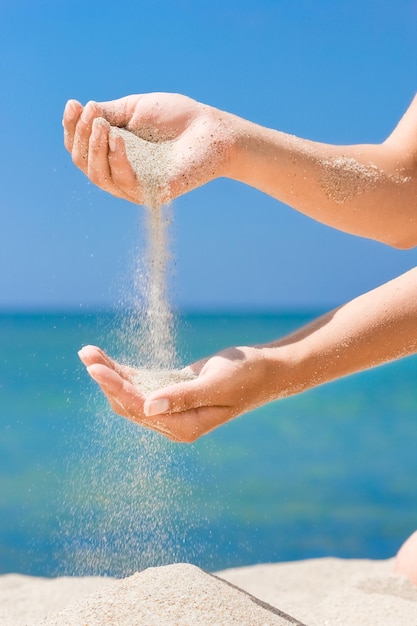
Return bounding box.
[63,92,417,248]
[63,92,417,442]
[65,92,417,584]
[63,94,233,208]
[394,531,417,585]
[78,263,417,443]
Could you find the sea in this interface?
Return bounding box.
[1,311,416,578]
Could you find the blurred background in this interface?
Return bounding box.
[0,0,416,577]
[1,0,417,311]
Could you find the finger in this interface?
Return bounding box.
[88,124,143,204]
[93,95,144,127]
[71,100,102,173]
[108,131,144,204]
[188,357,209,376]
[87,363,146,417]
[152,405,233,443]
[143,375,229,418]
[63,99,83,153]
[84,362,132,418]
[86,363,180,439]
[78,344,116,368]
[87,118,114,192]
[78,345,138,382]
[86,362,124,392]
[85,361,231,442]
[88,118,137,202]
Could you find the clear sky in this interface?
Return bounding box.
[1,0,416,312]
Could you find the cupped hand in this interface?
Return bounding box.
[78,343,276,442]
[63,93,235,205]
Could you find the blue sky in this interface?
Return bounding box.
[1,0,416,311]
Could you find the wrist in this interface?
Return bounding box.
[251,343,299,403]
[225,115,259,181]
[256,339,319,403]
[210,109,244,180]
[225,117,292,192]
[206,110,263,181]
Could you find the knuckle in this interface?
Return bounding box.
[87,166,101,185]
[71,145,88,169]
[63,132,73,152]
[72,153,86,171]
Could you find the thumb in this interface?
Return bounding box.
[143,374,224,417]
[95,96,144,128]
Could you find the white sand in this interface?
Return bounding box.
[132,367,197,396]
[109,121,180,372]
[319,156,382,204]
[1,558,416,626]
[220,557,417,626]
[319,155,411,204]
[109,124,175,209]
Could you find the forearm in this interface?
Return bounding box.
[224,95,417,248]
[261,266,417,401]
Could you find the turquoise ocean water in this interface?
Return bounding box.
[1,311,416,577]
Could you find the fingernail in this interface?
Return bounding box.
[81,101,96,124]
[91,119,103,140]
[86,366,99,381]
[109,133,116,152]
[65,101,77,121]
[145,398,170,416]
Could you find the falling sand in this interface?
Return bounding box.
[61,122,199,578]
[109,123,197,390]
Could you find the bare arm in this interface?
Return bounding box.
[261,264,417,396]
[79,265,417,442]
[63,93,417,248]
[227,94,417,248]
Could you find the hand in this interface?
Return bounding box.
[78,344,275,442]
[63,93,235,205]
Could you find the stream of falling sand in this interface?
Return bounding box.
[61,123,198,577]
